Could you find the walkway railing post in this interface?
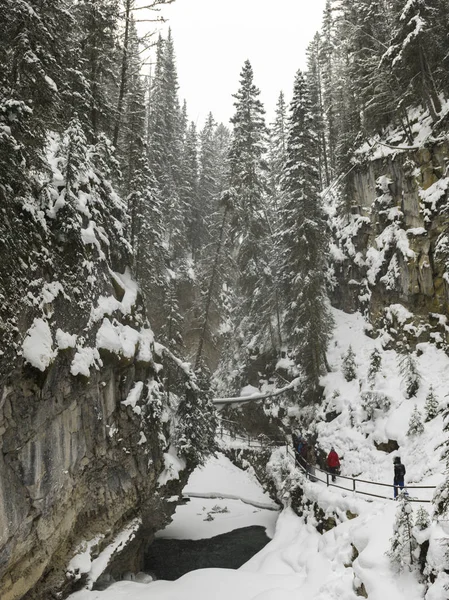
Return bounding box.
[353,479,356,492]
[326,473,329,487]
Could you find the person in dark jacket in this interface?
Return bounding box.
[327,447,340,482]
[393,456,406,498]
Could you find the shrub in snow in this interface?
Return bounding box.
[367,348,382,388]
[387,494,417,572]
[360,391,391,419]
[415,506,430,531]
[398,353,421,398]
[424,385,440,422]
[342,345,357,382]
[407,405,424,436]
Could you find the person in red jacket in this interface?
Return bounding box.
[327,447,340,482]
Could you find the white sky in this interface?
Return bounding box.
[143,0,327,127]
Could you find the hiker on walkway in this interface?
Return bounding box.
[296,437,308,469]
[393,456,406,499]
[326,447,340,482]
[306,444,317,482]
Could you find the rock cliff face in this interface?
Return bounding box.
[331,141,449,347]
[0,269,184,600]
[0,140,188,599]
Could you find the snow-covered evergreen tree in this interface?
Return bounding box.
[267,91,288,216]
[280,69,333,403]
[176,363,218,467]
[415,506,430,531]
[383,0,442,122]
[342,345,357,382]
[399,354,421,398]
[367,348,382,388]
[181,121,200,258]
[424,385,440,422]
[407,405,424,436]
[387,494,417,572]
[222,60,279,377]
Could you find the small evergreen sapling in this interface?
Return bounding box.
[424,385,439,422]
[387,494,417,572]
[367,348,382,388]
[399,353,421,398]
[342,345,357,382]
[407,405,424,436]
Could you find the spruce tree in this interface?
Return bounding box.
[367,348,382,388]
[424,385,440,421]
[342,345,357,382]
[73,0,120,139]
[399,354,421,398]
[267,91,288,216]
[280,69,333,403]
[181,121,200,258]
[147,31,184,258]
[388,494,417,572]
[407,405,424,436]
[224,60,278,369]
[176,363,218,467]
[383,0,442,122]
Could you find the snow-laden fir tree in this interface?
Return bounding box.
[399,353,421,398]
[367,348,382,388]
[387,494,417,572]
[415,506,430,531]
[414,505,431,575]
[147,31,185,258]
[434,404,449,517]
[382,0,442,122]
[424,385,440,422]
[279,69,333,403]
[407,405,424,436]
[267,91,288,217]
[342,345,357,382]
[180,121,200,258]
[221,60,280,381]
[175,362,218,467]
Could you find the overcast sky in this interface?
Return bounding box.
[143,0,327,127]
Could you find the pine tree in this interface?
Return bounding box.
[181,121,200,258]
[117,16,147,190]
[415,506,430,531]
[388,494,417,572]
[424,385,440,422]
[383,0,442,122]
[407,405,424,436]
[224,61,278,367]
[175,363,218,467]
[267,91,288,216]
[342,345,357,382]
[280,69,333,403]
[367,348,382,388]
[54,116,89,245]
[228,59,269,274]
[306,34,329,188]
[434,406,449,517]
[0,0,74,186]
[399,354,421,398]
[147,30,184,258]
[73,0,120,139]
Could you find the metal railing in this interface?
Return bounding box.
[217,419,436,503]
